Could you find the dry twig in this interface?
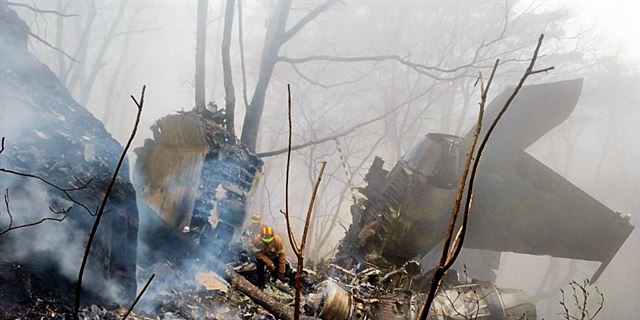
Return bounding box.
[73,85,146,318]
[26,30,78,63]
[559,279,605,320]
[0,189,71,236]
[1,138,95,216]
[281,84,327,320]
[121,273,155,320]
[419,34,554,320]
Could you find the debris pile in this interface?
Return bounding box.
[0,263,276,320]
[134,104,263,262]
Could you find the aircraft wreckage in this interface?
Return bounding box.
[134,79,633,320]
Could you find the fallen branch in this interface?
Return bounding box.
[73,85,146,318]
[280,0,341,44]
[121,273,155,320]
[225,263,294,320]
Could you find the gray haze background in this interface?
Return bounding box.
[12,0,639,318]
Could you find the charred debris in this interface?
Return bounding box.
[0,2,635,320]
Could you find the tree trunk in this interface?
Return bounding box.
[195,0,208,110]
[54,0,68,78]
[102,4,143,126]
[79,1,128,107]
[222,0,236,134]
[65,0,96,91]
[240,0,291,151]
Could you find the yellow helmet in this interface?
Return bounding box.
[250,213,262,224]
[261,226,275,244]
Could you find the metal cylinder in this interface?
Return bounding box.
[315,280,352,320]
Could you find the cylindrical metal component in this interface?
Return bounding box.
[315,280,352,320]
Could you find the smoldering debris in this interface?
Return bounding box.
[0,261,274,320]
[0,1,138,308]
[133,104,263,263]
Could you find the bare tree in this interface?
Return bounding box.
[102,4,145,126]
[64,0,96,90]
[240,0,340,151]
[77,1,128,107]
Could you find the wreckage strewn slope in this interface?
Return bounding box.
[0,2,138,306]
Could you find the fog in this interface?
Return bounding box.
[9,0,639,318]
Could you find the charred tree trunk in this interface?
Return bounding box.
[222,0,236,134]
[195,0,208,111]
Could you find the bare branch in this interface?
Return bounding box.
[288,62,371,89]
[283,84,299,252]
[300,161,327,253]
[528,66,555,75]
[0,189,70,237]
[121,273,155,320]
[591,286,605,320]
[417,62,495,320]
[113,27,163,38]
[293,161,326,320]
[0,167,94,216]
[74,85,146,318]
[257,85,433,157]
[7,2,78,17]
[281,84,327,320]
[280,0,340,44]
[26,30,78,63]
[558,279,605,320]
[279,54,473,81]
[447,34,553,268]
[420,34,554,320]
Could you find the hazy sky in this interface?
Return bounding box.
[547,0,639,61]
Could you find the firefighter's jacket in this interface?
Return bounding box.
[253,234,286,276]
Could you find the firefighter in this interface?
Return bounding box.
[253,226,286,288]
